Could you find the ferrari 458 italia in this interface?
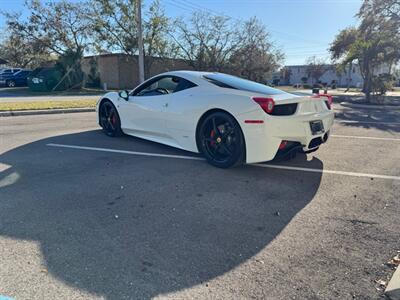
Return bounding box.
[97,71,334,168]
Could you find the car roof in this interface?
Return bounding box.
[156,70,220,86]
[0,69,30,76]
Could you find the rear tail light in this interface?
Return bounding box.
[279,140,288,150]
[252,97,275,114]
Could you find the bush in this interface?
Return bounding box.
[371,73,395,96]
[85,57,101,88]
[54,49,84,90]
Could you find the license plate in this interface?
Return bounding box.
[309,120,325,135]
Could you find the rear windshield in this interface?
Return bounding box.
[203,73,286,95]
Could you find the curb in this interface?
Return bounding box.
[340,102,400,110]
[386,266,400,300]
[0,107,95,117]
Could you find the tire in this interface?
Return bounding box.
[198,111,245,168]
[6,80,15,88]
[99,100,123,137]
[303,147,319,154]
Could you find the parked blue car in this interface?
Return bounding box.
[0,69,31,87]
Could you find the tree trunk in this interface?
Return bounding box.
[346,62,352,92]
[363,59,371,103]
[365,79,371,103]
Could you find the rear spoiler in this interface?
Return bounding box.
[311,94,333,109]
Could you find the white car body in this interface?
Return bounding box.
[97,71,334,164]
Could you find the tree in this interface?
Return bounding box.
[229,17,283,83]
[330,0,400,102]
[306,56,326,84]
[143,0,179,77]
[3,0,92,56]
[172,11,239,71]
[90,0,138,55]
[90,0,175,77]
[173,14,282,82]
[2,0,93,88]
[0,25,51,68]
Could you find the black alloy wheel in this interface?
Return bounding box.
[198,112,245,168]
[99,101,123,137]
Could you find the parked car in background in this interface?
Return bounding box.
[0,69,32,87]
[0,68,22,75]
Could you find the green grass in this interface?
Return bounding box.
[0,100,97,111]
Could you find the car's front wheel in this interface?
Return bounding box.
[99,100,123,137]
[198,111,245,168]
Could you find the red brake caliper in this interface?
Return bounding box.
[111,114,117,126]
[210,130,215,146]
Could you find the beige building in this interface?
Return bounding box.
[82,53,193,90]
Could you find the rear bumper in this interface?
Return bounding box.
[238,109,335,163]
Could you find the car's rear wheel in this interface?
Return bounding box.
[6,80,15,87]
[99,101,123,137]
[198,111,245,168]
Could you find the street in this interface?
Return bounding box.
[0,105,399,299]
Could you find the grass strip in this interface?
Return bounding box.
[0,100,97,111]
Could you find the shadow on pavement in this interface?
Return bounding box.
[0,131,323,299]
[335,107,400,132]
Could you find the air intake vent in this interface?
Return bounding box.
[270,103,298,116]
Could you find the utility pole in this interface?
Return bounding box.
[136,0,145,83]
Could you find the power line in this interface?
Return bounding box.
[163,0,196,14]
[161,0,333,63]
[162,0,330,46]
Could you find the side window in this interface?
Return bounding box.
[134,76,197,96]
[174,78,197,93]
[135,76,179,97]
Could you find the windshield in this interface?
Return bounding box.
[203,73,286,95]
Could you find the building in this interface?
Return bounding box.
[275,64,391,87]
[82,53,193,90]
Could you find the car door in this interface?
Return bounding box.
[119,76,179,140]
[162,77,199,149]
[16,71,30,85]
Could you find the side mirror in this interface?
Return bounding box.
[118,90,129,100]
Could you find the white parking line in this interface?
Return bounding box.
[336,120,400,125]
[46,143,204,161]
[331,134,400,141]
[252,164,400,181]
[46,143,400,181]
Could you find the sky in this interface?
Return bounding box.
[0,0,362,65]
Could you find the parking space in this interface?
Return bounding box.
[1,108,399,299]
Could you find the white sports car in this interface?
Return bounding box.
[97,71,334,168]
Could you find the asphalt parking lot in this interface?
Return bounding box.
[0,105,399,299]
